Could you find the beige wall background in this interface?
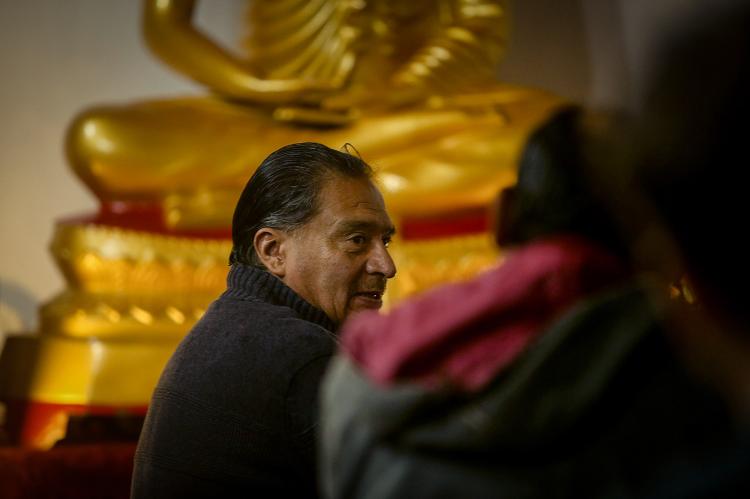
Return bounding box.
[0,0,738,345]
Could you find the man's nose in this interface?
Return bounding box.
[366,243,397,278]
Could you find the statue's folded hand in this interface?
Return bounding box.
[321,81,427,113]
[224,74,342,105]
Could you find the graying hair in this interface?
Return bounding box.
[230,142,373,267]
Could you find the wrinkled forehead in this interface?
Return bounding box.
[315,176,393,230]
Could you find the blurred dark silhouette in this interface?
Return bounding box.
[319,5,750,497]
[319,105,740,498]
[636,5,750,333]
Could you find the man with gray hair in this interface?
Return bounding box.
[132,142,396,498]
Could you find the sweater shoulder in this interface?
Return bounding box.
[194,294,336,352]
[157,295,336,413]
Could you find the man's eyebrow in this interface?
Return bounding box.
[336,220,396,236]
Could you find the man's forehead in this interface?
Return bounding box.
[314,177,393,231]
[329,200,395,234]
[352,199,386,212]
[335,216,396,235]
[318,177,380,207]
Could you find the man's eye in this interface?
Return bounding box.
[383,236,392,248]
[350,235,367,245]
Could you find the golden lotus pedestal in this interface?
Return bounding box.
[0,212,232,448]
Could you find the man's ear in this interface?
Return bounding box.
[254,228,288,277]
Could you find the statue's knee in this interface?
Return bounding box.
[65,107,128,194]
[67,108,110,166]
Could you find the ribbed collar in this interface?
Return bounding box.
[225,263,337,333]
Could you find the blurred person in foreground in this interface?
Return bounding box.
[319,101,742,497]
[132,142,396,498]
[622,3,750,496]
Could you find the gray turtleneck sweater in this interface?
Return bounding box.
[132,264,338,498]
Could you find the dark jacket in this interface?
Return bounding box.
[132,264,338,498]
[321,236,738,498]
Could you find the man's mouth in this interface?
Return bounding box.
[351,290,384,309]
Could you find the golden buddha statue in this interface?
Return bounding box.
[69,0,563,227]
[0,0,564,447]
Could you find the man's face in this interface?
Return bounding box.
[281,175,397,324]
